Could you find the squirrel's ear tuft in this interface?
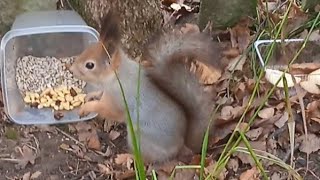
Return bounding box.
[99,11,121,55]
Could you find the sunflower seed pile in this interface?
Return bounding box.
[15,55,86,95]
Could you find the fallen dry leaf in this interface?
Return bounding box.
[245,127,263,141]
[299,133,320,154]
[75,122,101,150]
[274,112,289,128]
[15,145,37,169]
[172,169,196,180]
[226,55,246,71]
[70,145,92,161]
[22,172,31,180]
[270,172,282,180]
[59,143,71,151]
[97,163,111,175]
[109,130,121,141]
[190,60,222,85]
[234,82,246,101]
[300,68,320,94]
[227,158,239,172]
[206,161,227,180]
[283,4,309,38]
[239,166,260,180]
[230,18,252,53]
[306,100,320,122]
[264,69,301,88]
[258,107,275,119]
[220,106,234,120]
[235,141,266,166]
[308,30,320,41]
[290,62,320,74]
[219,105,244,121]
[115,153,134,170]
[30,171,42,179]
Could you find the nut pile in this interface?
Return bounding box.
[16,55,86,94]
[23,86,86,110]
[16,55,87,110]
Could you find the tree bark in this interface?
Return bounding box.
[0,0,57,35]
[68,0,163,58]
[198,0,257,30]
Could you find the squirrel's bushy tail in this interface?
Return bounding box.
[143,29,224,152]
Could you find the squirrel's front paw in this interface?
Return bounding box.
[78,104,90,118]
[84,91,103,102]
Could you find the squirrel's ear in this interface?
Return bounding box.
[99,11,121,56]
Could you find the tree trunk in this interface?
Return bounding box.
[0,0,57,35]
[198,0,257,30]
[68,0,163,58]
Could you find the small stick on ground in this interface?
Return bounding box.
[55,127,85,147]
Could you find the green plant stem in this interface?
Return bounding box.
[211,6,320,180]
[200,103,222,180]
[114,72,146,179]
[208,1,294,178]
[239,131,268,179]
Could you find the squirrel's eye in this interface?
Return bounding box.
[85,62,95,69]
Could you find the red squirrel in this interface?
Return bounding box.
[69,11,223,163]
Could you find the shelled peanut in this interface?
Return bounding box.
[23,86,86,111]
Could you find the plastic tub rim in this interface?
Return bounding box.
[0,25,100,125]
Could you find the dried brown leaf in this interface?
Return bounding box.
[290,62,320,73]
[219,105,244,121]
[235,141,266,166]
[16,145,37,169]
[70,144,85,158]
[299,133,320,154]
[59,143,71,151]
[220,106,234,120]
[234,82,246,101]
[270,172,282,180]
[226,55,246,71]
[70,145,92,161]
[230,18,252,52]
[239,167,260,180]
[309,29,320,41]
[173,169,196,180]
[109,130,121,141]
[206,161,227,180]
[274,112,289,128]
[190,61,222,85]
[227,158,239,172]
[300,68,320,94]
[264,69,301,88]
[284,4,309,37]
[115,153,134,170]
[30,171,42,179]
[245,127,263,141]
[97,164,111,175]
[75,122,101,150]
[306,100,320,121]
[258,107,274,119]
[22,172,31,180]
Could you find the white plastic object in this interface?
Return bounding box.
[0,10,99,125]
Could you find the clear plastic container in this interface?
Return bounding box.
[0,10,99,125]
[254,39,320,71]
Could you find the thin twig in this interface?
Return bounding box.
[55,127,85,147]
